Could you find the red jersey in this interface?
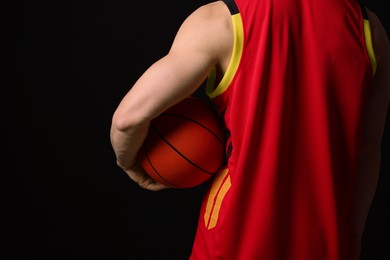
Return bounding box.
[190,0,376,259]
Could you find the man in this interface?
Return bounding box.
[110,0,389,259]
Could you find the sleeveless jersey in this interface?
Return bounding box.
[190,0,376,259]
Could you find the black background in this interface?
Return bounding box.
[5,1,389,259]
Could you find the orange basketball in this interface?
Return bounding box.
[138,96,226,188]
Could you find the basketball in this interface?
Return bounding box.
[138,96,226,188]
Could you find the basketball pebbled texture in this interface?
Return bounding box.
[138,97,226,188]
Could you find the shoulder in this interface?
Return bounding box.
[366,8,390,101]
[366,9,390,68]
[185,1,231,28]
[169,1,233,67]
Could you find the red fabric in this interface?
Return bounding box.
[191,0,373,259]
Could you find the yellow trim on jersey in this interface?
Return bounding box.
[204,168,231,230]
[363,19,377,75]
[206,13,244,99]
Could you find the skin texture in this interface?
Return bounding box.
[110,1,233,191]
[110,1,389,257]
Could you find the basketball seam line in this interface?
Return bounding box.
[142,144,182,188]
[150,124,216,175]
[160,113,225,145]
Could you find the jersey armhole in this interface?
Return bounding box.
[206,0,244,99]
[360,4,377,75]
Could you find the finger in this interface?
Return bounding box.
[124,167,170,191]
[141,181,171,192]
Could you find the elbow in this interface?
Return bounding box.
[111,114,130,132]
[111,109,149,132]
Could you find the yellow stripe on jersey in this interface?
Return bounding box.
[204,168,231,230]
[206,13,244,99]
[363,19,377,75]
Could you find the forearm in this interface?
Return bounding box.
[110,120,150,170]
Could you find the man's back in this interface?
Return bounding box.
[190,0,390,259]
[110,0,389,259]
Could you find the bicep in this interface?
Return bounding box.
[115,12,219,123]
[114,2,231,125]
[126,49,213,120]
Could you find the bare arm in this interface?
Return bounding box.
[110,2,233,191]
[354,8,390,258]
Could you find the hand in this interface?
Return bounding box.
[119,161,170,191]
